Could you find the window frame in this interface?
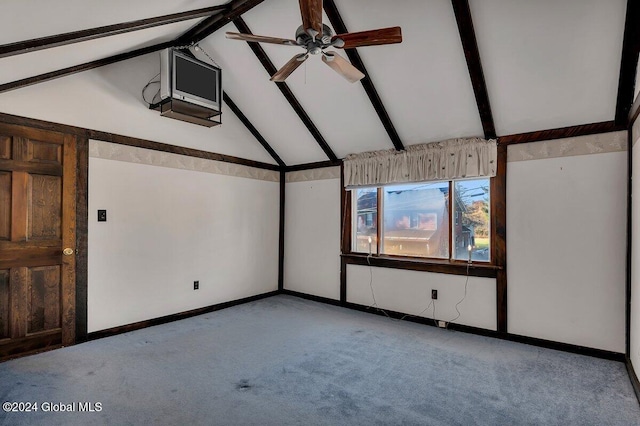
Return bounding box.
[347,177,494,266]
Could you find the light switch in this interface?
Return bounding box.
[98,210,107,222]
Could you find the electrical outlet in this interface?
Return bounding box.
[438,320,447,328]
[97,210,107,222]
[194,281,199,290]
[431,289,437,300]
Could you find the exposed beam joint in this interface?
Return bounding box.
[615,0,640,126]
[223,92,286,167]
[323,0,404,151]
[451,0,496,139]
[0,41,174,94]
[233,17,338,162]
[0,5,228,60]
[177,0,265,45]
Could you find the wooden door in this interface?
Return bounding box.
[0,123,76,359]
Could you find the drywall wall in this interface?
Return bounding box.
[284,168,341,300]
[507,132,627,353]
[631,119,640,370]
[88,141,279,332]
[347,265,497,330]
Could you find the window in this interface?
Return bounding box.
[352,178,491,262]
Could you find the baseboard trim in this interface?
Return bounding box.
[87,290,279,341]
[280,289,342,306]
[282,291,625,363]
[626,357,640,403]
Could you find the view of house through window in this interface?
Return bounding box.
[352,178,490,262]
[354,188,378,254]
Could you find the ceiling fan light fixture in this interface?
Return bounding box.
[226,0,401,82]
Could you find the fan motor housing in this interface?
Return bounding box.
[296,24,333,54]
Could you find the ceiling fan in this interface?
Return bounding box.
[225,0,402,83]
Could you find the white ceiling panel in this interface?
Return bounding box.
[0,52,277,165]
[0,0,226,45]
[200,22,330,165]
[242,2,394,158]
[0,18,202,86]
[469,0,626,136]
[334,0,484,146]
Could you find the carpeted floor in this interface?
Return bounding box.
[0,295,638,425]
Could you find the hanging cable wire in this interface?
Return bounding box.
[141,72,161,106]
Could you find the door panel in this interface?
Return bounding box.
[27,266,61,334]
[0,172,10,240]
[0,136,11,159]
[0,123,76,358]
[29,174,62,240]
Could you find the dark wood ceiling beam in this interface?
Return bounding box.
[323,0,404,151]
[177,0,265,45]
[0,5,228,60]
[0,41,174,94]
[223,92,286,167]
[451,0,496,139]
[615,0,640,126]
[498,121,625,145]
[232,17,338,162]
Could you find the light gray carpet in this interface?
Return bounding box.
[0,295,638,425]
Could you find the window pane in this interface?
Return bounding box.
[381,182,449,258]
[453,179,490,262]
[353,188,378,254]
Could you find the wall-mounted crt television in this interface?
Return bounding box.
[160,48,221,113]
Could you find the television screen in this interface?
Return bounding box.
[174,55,218,103]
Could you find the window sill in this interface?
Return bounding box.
[341,253,500,278]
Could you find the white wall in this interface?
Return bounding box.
[284,169,341,300]
[347,265,497,330]
[631,119,640,369]
[88,145,279,332]
[507,134,627,353]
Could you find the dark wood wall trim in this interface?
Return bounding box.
[323,0,405,151]
[627,357,640,403]
[232,17,338,162]
[0,112,280,171]
[499,121,626,145]
[278,170,285,291]
[223,92,286,167]
[615,0,640,126]
[282,289,342,307]
[629,92,640,126]
[285,160,342,172]
[75,137,89,343]
[493,143,508,332]
[626,126,633,357]
[87,290,279,341]
[0,41,174,94]
[0,6,228,60]
[340,162,349,303]
[342,254,498,278]
[451,0,496,139]
[177,0,265,45]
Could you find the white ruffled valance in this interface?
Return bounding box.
[343,138,497,188]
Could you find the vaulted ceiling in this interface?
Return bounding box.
[0,0,635,168]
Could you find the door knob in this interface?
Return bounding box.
[63,248,74,256]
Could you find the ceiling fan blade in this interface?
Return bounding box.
[299,0,323,37]
[225,32,298,46]
[322,51,365,83]
[271,53,309,82]
[332,26,402,49]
